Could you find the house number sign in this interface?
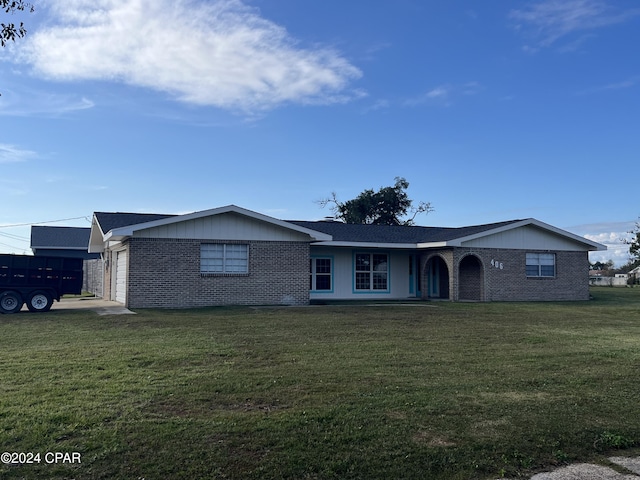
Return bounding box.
[490,259,504,270]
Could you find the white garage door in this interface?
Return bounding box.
[115,250,127,304]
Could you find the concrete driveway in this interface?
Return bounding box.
[51,297,135,315]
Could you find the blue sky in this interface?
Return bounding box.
[1,0,638,265]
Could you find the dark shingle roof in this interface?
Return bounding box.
[30,226,91,249]
[93,209,523,245]
[288,219,524,244]
[94,212,177,233]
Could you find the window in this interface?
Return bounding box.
[355,253,388,290]
[201,244,248,273]
[526,253,555,277]
[310,257,332,291]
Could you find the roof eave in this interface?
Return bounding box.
[88,214,107,253]
[30,246,86,250]
[311,241,418,249]
[416,241,450,248]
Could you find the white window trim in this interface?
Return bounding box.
[354,252,390,292]
[526,252,556,278]
[310,256,333,292]
[201,244,249,274]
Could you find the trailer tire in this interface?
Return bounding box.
[27,291,53,313]
[0,291,23,314]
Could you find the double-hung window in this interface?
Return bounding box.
[201,244,248,274]
[310,257,332,291]
[355,253,388,290]
[526,253,555,277]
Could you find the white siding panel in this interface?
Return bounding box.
[115,250,127,304]
[134,212,311,241]
[461,225,588,251]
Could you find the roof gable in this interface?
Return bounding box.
[89,205,331,252]
[108,205,330,240]
[455,221,601,251]
[133,211,323,242]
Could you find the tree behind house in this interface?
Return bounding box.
[1,1,34,47]
[319,177,433,226]
[626,218,640,263]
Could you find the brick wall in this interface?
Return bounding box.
[422,248,590,302]
[481,249,590,302]
[458,254,483,301]
[125,238,310,308]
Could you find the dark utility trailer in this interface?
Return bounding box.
[0,254,83,314]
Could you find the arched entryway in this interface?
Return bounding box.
[458,255,483,301]
[425,256,450,299]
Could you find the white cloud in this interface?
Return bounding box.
[585,232,623,244]
[359,42,392,62]
[0,180,30,196]
[404,82,481,107]
[426,86,450,99]
[588,245,632,268]
[461,81,483,95]
[19,0,362,112]
[361,99,390,114]
[0,144,37,163]
[509,0,640,49]
[568,220,637,266]
[0,88,94,117]
[556,33,595,53]
[576,75,640,95]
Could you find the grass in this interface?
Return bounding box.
[1,286,640,479]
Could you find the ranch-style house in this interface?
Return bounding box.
[87,205,606,308]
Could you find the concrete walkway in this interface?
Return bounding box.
[51,297,135,315]
[498,457,640,479]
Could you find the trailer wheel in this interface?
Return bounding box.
[0,291,23,314]
[27,291,53,313]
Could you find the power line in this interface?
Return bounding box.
[0,216,91,229]
[0,240,27,251]
[0,229,31,251]
[0,231,29,241]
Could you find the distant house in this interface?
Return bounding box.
[589,274,629,287]
[30,226,102,296]
[87,205,606,309]
[30,226,97,259]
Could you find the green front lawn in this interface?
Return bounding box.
[1,287,639,479]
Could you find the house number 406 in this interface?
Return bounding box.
[491,259,504,270]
